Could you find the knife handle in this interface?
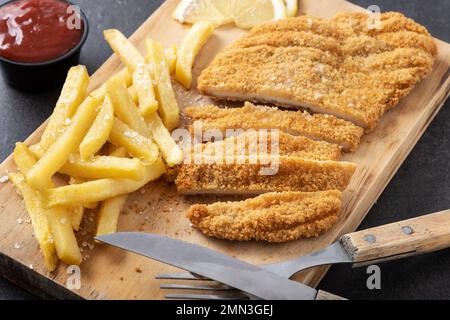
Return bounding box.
[341,209,450,264]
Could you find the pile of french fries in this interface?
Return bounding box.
[9,22,215,271]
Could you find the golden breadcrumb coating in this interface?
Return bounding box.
[186,131,342,162]
[231,31,341,53]
[247,16,349,40]
[176,156,356,195]
[187,190,342,243]
[198,12,437,130]
[331,12,431,37]
[185,103,363,152]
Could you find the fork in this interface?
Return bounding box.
[156,243,345,300]
[156,209,450,300]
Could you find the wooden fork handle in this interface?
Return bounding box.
[341,209,450,264]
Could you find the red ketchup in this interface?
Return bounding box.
[0,0,84,63]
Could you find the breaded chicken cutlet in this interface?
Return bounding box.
[185,103,363,152]
[185,131,342,162]
[176,156,356,195]
[198,12,437,130]
[187,190,342,243]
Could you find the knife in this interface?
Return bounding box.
[159,208,450,282]
[96,232,344,300]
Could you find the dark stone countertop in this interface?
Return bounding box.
[0,0,449,300]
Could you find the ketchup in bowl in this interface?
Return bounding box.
[0,0,84,63]
[0,0,88,91]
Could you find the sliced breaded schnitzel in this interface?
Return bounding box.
[187,190,342,243]
[185,103,363,152]
[186,131,342,162]
[176,156,356,195]
[198,12,437,130]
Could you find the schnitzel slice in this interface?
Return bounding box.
[185,103,364,152]
[331,12,431,37]
[198,13,437,130]
[186,131,342,161]
[187,190,342,243]
[247,16,348,40]
[230,31,341,53]
[176,156,356,195]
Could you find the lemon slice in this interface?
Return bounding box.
[284,0,299,17]
[173,0,287,29]
[233,0,287,29]
[173,0,232,25]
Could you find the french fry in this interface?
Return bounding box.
[132,64,159,117]
[104,29,158,117]
[47,157,166,207]
[28,144,45,160]
[13,143,38,174]
[107,144,128,157]
[96,195,128,237]
[165,44,178,75]
[95,146,130,237]
[46,206,83,265]
[39,66,90,154]
[79,95,115,160]
[103,29,145,71]
[89,68,132,101]
[9,173,58,271]
[15,144,85,215]
[107,77,152,138]
[176,21,215,89]
[146,39,180,131]
[109,118,159,163]
[128,85,138,104]
[27,97,100,190]
[146,113,183,167]
[12,144,83,264]
[70,204,85,231]
[84,202,99,210]
[60,155,146,180]
[68,177,99,210]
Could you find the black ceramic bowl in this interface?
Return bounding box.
[0,0,89,91]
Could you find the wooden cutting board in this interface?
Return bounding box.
[0,0,449,300]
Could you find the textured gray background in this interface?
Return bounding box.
[0,0,449,300]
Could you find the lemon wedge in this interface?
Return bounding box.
[173,0,232,25]
[233,0,287,29]
[173,0,287,29]
[284,0,299,17]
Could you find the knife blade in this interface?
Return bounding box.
[96,232,319,300]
